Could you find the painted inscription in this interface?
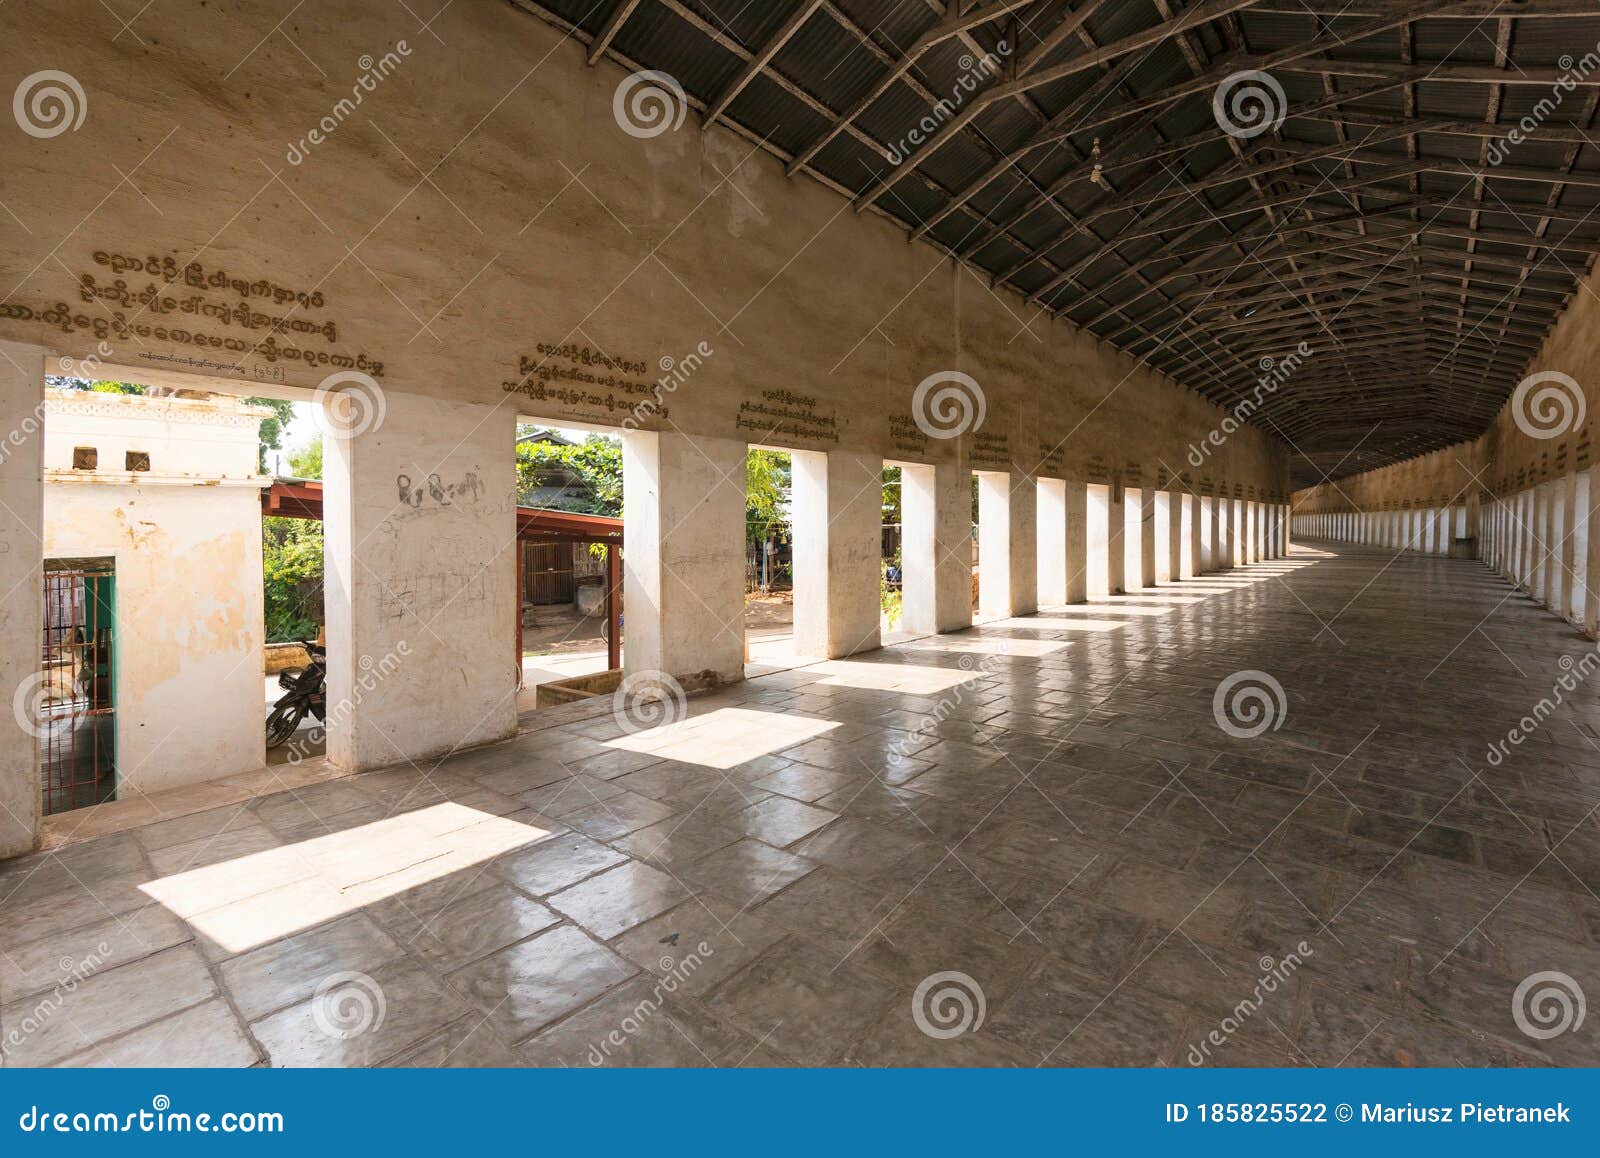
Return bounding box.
[0,249,384,379]
[736,388,838,444]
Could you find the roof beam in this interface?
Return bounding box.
[703,0,827,130]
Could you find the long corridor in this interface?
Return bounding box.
[3,544,1597,1067]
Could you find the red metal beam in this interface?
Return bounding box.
[261,479,623,544]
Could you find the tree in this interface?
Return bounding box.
[249,397,296,471]
[745,449,789,546]
[287,436,322,480]
[262,516,323,642]
[515,433,623,515]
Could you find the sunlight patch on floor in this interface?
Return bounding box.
[606,706,839,769]
[898,635,1067,657]
[139,804,550,953]
[985,616,1129,633]
[810,659,989,695]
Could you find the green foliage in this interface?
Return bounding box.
[745,449,790,546]
[516,433,623,515]
[287,436,323,480]
[249,397,296,470]
[880,571,903,629]
[80,380,146,394]
[262,516,324,643]
[881,465,901,528]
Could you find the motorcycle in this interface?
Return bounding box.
[266,641,326,748]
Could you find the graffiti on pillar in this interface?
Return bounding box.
[736,388,839,444]
[396,468,487,511]
[1036,439,1064,478]
[1085,454,1111,483]
[380,568,493,623]
[1122,460,1145,486]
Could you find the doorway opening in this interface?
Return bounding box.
[513,422,625,711]
[745,446,796,669]
[38,559,117,815]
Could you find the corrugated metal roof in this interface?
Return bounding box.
[508,0,1600,485]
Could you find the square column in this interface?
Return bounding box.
[1106,484,1127,594]
[1585,469,1600,637]
[1064,480,1088,603]
[1233,499,1247,565]
[1037,477,1068,607]
[900,461,972,636]
[1558,475,1576,616]
[0,342,45,857]
[1122,487,1154,589]
[620,428,747,689]
[977,469,1038,619]
[1529,483,1542,601]
[323,391,518,773]
[1158,491,1180,581]
[1202,497,1218,572]
[1216,496,1232,569]
[794,449,883,658]
[1182,493,1201,578]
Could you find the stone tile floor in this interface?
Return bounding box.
[4,542,1599,1066]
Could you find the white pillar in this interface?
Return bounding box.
[1216,496,1232,568]
[1106,483,1127,594]
[620,428,747,689]
[323,391,518,773]
[1065,480,1088,603]
[1585,470,1600,637]
[1202,496,1218,572]
[1127,487,1155,588]
[0,342,45,857]
[1157,490,1176,583]
[1535,483,1554,598]
[1037,477,1067,607]
[977,469,1037,619]
[901,461,972,636]
[1183,493,1200,578]
[793,449,883,658]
